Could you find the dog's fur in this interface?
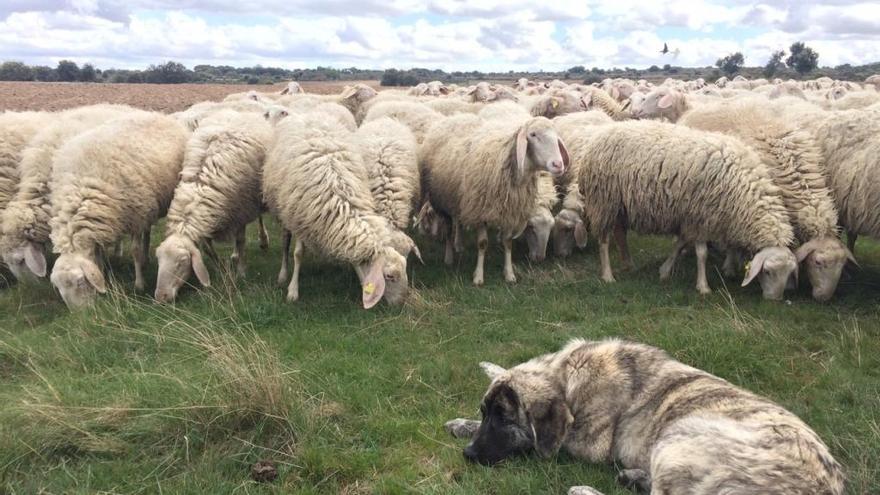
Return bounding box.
[446,339,845,495]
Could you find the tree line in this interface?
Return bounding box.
[1,41,877,86]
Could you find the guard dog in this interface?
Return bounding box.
[445,339,845,495]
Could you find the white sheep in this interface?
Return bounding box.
[804,109,880,258]
[173,99,268,131]
[679,98,851,301]
[280,81,304,95]
[48,113,189,308]
[0,104,136,281]
[154,110,274,303]
[263,113,414,308]
[563,120,797,299]
[421,112,569,285]
[424,99,483,116]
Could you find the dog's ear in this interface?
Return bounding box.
[527,397,573,458]
[479,362,507,380]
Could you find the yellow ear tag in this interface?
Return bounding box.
[743,262,751,277]
[363,282,375,295]
[551,99,559,109]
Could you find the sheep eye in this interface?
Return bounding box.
[529,132,537,138]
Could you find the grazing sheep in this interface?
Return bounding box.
[806,109,880,257]
[0,104,136,281]
[421,113,569,285]
[263,113,414,308]
[154,110,274,303]
[522,173,558,262]
[362,101,442,144]
[525,89,585,119]
[336,83,380,123]
[286,100,357,132]
[679,99,851,301]
[630,87,689,122]
[581,87,632,121]
[0,111,50,213]
[550,112,614,258]
[830,91,880,110]
[568,120,797,299]
[768,82,807,100]
[49,113,188,308]
[467,82,493,103]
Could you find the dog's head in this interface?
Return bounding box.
[463,362,573,465]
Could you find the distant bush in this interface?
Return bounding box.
[0,61,33,81]
[56,60,80,82]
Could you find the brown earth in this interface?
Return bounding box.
[0,80,382,113]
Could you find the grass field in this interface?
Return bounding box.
[1,219,878,494]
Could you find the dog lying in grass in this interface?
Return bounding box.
[445,339,845,495]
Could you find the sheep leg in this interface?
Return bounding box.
[695,241,711,295]
[599,233,616,283]
[453,219,464,253]
[286,239,303,302]
[258,215,270,251]
[132,231,147,292]
[613,222,633,271]
[142,226,151,263]
[113,241,124,258]
[232,225,247,278]
[444,222,455,266]
[722,249,740,278]
[277,229,292,286]
[659,238,687,281]
[473,225,488,286]
[502,234,516,284]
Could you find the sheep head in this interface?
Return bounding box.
[514,118,569,181]
[154,234,210,303]
[1,240,47,281]
[795,237,855,302]
[551,209,588,258]
[359,246,409,309]
[524,208,554,262]
[741,246,798,301]
[50,252,107,309]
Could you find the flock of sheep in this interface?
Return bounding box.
[1,73,878,309]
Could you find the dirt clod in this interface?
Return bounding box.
[251,460,278,483]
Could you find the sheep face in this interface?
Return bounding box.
[796,238,853,302]
[551,209,587,258]
[50,253,106,309]
[518,119,569,178]
[524,209,554,262]
[341,84,378,104]
[154,234,210,303]
[359,247,409,309]
[1,241,47,281]
[264,105,290,125]
[631,88,682,121]
[741,247,798,301]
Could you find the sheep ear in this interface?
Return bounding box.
[742,251,768,287]
[580,94,592,109]
[515,126,529,179]
[610,86,620,100]
[361,260,386,309]
[844,246,859,267]
[574,221,588,248]
[82,259,107,294]
[190,247,211,287]
[621,98,632,111]
[479,362,506,380]
[557,138,570,168]
[657,92,676,109]
[280,88,289,95]
[340,86,357,99]
[24,243,47,278]
[794,240,820,263]
[439,87,449,95]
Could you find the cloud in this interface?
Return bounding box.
[1,1,878,70]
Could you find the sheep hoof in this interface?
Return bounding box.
[286,290,299,302]
[473,276,484,287]
[259,239,269,251]
[697,285,712,295]
[504,273,517,284]
[601,274,616,283]
[276,271,288,287]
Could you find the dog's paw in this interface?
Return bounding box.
[444,418,480,439]
[568,486,604,495]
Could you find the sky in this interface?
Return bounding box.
[1,1,879,71]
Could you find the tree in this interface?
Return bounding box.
[567,65,586,74]
[32,65,58,82]
[144,61,191,83]
[0,61,34,81]
[56,60,80,81]
[763,50,786,78]
[80,63,97,82]
[786,42,819,76]
[647,65,660,72]
[715,52,744,76]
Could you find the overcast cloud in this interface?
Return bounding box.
[1,0,878,70]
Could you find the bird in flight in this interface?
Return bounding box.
[661,42,669,54]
